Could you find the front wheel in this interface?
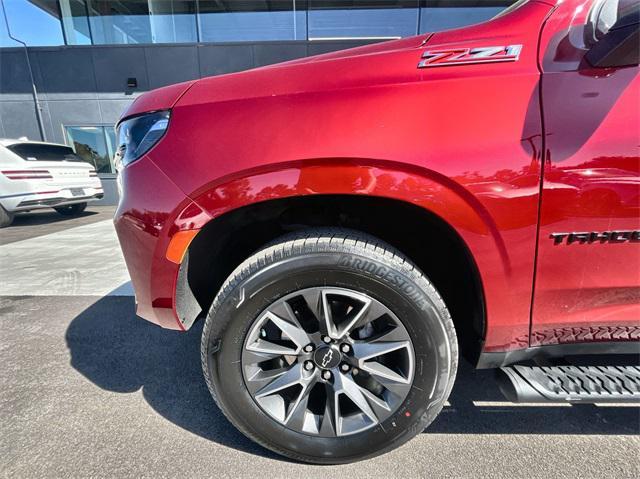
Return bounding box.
[201,229,458,464]
[54,202,87,216]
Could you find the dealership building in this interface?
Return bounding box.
[1,0,514,204]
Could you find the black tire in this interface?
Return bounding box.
[201,228,458,464]
[0,204,14,228]
[54,202,87,216]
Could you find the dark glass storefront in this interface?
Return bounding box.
[2,1,515,47]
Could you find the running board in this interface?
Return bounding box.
[498,365,640,403]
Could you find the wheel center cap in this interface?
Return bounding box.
[313,346,341,369]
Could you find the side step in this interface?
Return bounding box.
[498,365,640,403]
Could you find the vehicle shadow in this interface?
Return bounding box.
[12,209,99,226]
[2,207,115,245]
[65,297,640,460]
[65,296,280,459]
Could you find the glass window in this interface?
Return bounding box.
[59,0,197,45]
[59,0,92,45]
[0,0,519,47]
[198,0,306,42]
[1,0,65,46]
[148,0,197,43]
[420,1,515,33]
[7,143,83,162]
[86,1,152,44]
[65,126,116,174]
[104,126,117,160]
[308,1,419,40]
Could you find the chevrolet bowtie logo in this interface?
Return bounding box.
[321,349,334,368]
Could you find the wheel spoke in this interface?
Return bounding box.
[263,311,310,351]
[358,385,393,417]
[367,371,411,397]
[245,366,290,395]
[352,340,411,362]
[284,376,317,428]
[334,371,379,423]
[246,339,296,358]
[319,382,338,436]
[267,301,310,337]
[353,340,413,386]
[331,371,382,436]
[348,301,389,335]
[297,288,323,324]
[360,361,411,384]
[370,324,412,343]
[255,363,306,398]
[321,289,372,340]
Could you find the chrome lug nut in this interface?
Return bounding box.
[340,343,350,353]
[304,361,314,371]
[322,370,332,380]
[322,335,332,344]
[340,363,350,373]
[303,344,314,353]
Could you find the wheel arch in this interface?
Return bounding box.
[174,160,502,362]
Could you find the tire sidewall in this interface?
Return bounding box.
[204,246,456,463]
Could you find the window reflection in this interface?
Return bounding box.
[420,1,513,33]
[148,0,197,43]
[88,1,152,44]
[62,0,198,45]
[308,1,419,40]
[59,0,91,45]
[198,0,306,42]
[1,1,516,46]
[65,126,116,174]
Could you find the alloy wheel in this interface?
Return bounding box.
[242,287,415,437]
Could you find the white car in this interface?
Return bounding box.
[0,139,103,227]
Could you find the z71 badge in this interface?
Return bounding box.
[418,45,522,68]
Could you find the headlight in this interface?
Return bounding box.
[115,110,170,169]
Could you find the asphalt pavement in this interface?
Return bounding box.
[1,207,639,478]
[0,206,116,246]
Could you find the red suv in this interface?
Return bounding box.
[114,0,640,463]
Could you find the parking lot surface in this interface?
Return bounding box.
[1,209,639,478]
[0,206,117,246]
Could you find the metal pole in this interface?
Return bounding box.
[1,0,47,141]
[195,0,201,42]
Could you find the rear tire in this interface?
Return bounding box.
[54,202,87,216]
[201,228,458,464]
[0,205,14,228]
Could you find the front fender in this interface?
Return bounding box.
[181,159,535,351]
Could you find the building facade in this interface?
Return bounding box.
[1,1,514,204]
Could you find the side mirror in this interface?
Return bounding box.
[585,9,640,68]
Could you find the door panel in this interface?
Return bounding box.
[533,0,640,346]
